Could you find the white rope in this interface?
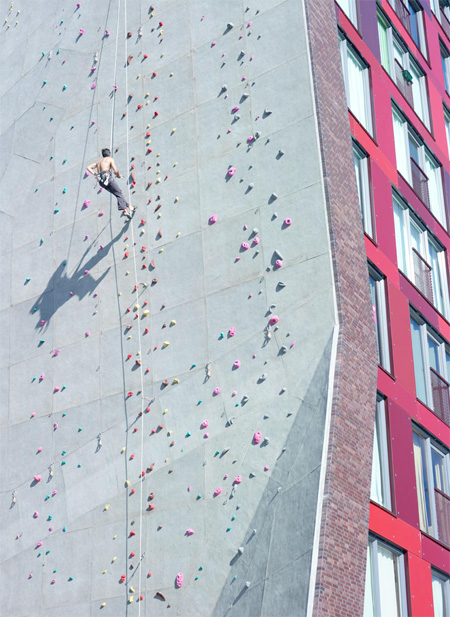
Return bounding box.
[122,0,147,611]
[110,0,121,149]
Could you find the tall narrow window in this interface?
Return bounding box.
[371,396,392,510]
[410,313,450,425]
[393,195,450,317]
[336,0,358,26]
[340,33,373,134]
[412,426,450,545]
[441,41,450,92]
[353,141,374,237]
[364,537,408,617]
[392,105,447,229]
[408,1,427,58]
[432,569,450,617]
[369,266,391,372]
[380,12,429,126]
[444,106,450,157]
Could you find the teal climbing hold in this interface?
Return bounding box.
[54,209,59,213]
[62,450,66,455]
[186,431,191,437]
[62,188,67,193]
[61,461,66,465]
[195,576,199,580]
[45,550,50,555]
[62,85,67,90]
[199,566,203,571]
[63,526,66,532]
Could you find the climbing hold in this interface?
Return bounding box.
[209,214,217,224]
[259,373,267,381]
[284,218,292,226]
[269,315,279,325]
[213,387,221,396]
[241,242,249,250]
[231,106,240,114]
[186,529,194,535]
[34,475,41,483]
[214,487,222,496]
[233,360,241,369]
[253,431,262,444]
[234,476,242,484]
[227,167,236,176]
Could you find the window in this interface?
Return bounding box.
[392,105,447,227]
[444,106,450,157]
[369,266,391,372]
[387,0,428,56]
[340,32,373,134]
[441,41,450,92]
[393,194,450,316]
[410,313,450,424]
[336,0,358,27]
[378,12,429,126]
[412,426,450,544]
[432,569,450,617]
[364,536,408,617]
[353,141,374,237]
[408,1,428,58]
[371,396,392,510]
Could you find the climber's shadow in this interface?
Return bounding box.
[31,226,126,328]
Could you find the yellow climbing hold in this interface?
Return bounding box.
[102,570,107,574]
[121,447,126,453]
[176,232,180,237]
[143,309,149,316]
[101,602,106,608]
[118,292,122,296]
[174,162,178,166]
[163,409,168,414]
[134,304,140,310]
[104,504,110,510]
[173,378,179,383]
[170,320,176,325]
[113,535,117,539]
[125,480,130,487]
[128,596,134,603]
[168,430,172,435]
[159,248,163,253]
[162,341,170,348]
[112,556,117,562]
[175,196,179,202]
[130,586,135,593]
[165,458,169,462]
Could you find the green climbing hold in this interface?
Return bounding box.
[226,527,232,531]
[54,209,59,213]
[62,188,67,193]
[214,451,220,456]
[186,431,191,437]
[62,450,66,455]
[48,515,52,520]
[195,576,199,580]
[68,576,73,581]
[197,494,201,499]
[61,461,66,465]
[199,566,203,571]
[197,400,202,405]
[63,526,66,532]
[78,427,82,432]
[62,85,67,90]
[231,515,236,521]
[46,550,50,555]
[77,464,81,468]
[191,363,196,368]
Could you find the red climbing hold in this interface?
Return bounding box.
[130,552,135,558]
[152,72,157,77]
[144,328,149,334]
[154,111,159,116]
[124,251,129,258]
[129,531,136,537]
[127,354,132,360]
[145,132,151,137]
[127,392,133,397]
[120,575,126,583]
[159,21,163,26]
[134,285,139,291]
[143,54,148,59]
[137,104,142,110]
[131,488,135,494]
[147,149,152,154]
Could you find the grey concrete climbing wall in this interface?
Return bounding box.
[0,0,342,615]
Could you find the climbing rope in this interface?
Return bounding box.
[122,0,147,610]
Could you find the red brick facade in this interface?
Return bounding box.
[303,0,379,614]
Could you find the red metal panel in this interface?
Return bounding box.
[369,503,422,555]
[421,534,450,573]
[388,400,421,527]
[387,281,416,388]
[370,162,399,265]
[407,552,434,617]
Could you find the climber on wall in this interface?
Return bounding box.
[87,148,136,219]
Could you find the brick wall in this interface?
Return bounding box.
[303,0,380,615]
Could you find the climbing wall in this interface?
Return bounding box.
[0,0,340,615]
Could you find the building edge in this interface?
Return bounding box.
[303,0,380,615]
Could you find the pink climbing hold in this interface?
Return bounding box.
[214,487,222,496]
[234,475,242,484]
[228,327,236,337]
[91,82,96,90]
[37,447,42,453]
[186,529,194,535]
[209,214,217,224]
[84,269,89,275]
[232,391,237,397]
[33,511,39,518]
[211,41,216,47]
[227,167,236,177]
[114,85,118,91]
[253,431,262,444]
[176,573,183,588]
[53,423,58,430]
[105,29,110,36]
[269,315,279,325]
[52,490,57,496]
[204,432,209,438]
[34,475,42,482]
[98,211,104,216]
[79,28,85,35]
[247,136,254,143]
[224,474,229,479]
[49,526,54,532]
[233,360,240,369]
[31,412,36,418]
[54,349,61,356]
[77,2,81,7]
[275,259,283,268]
[83,200,90,208]
[39,373,45,380]
[85,331,90,337]
[201,420,209,428]
[40,320,46,326]
[253,237,260,245]
[213,387,221,396]
[284,218,292,226]
[36,542,42,548]
[54,386,60,392]
[241,242,249,250]
[231,106,240,114]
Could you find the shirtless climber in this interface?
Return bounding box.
[87,149,136,219]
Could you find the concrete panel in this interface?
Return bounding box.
[1,0,339,615]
